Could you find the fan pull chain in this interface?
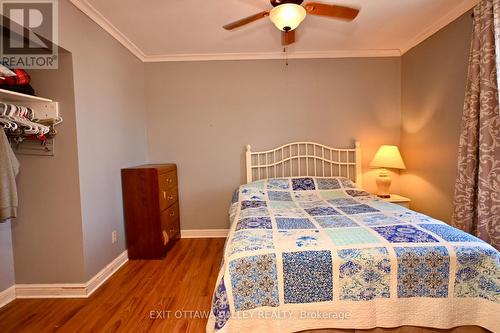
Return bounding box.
[283,47,288,66]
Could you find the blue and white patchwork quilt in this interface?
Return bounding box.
[207,177,500,333]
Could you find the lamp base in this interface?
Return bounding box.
[375,169,391,198]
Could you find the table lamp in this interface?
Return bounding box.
[369,145,406,198]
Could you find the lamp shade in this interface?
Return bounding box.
[269,4,306,32]
[369,145,406,170]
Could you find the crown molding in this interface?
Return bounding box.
[70,0,475,62]
[68,0,400,62]
[69,0,146,61]
[143,49,402,62]
[400,0,479,54]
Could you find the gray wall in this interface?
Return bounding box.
[145,58,402,230]
[59,0,148,280]
[12,50,86,284]
[0,222,15,291]
[2,1,472,288]
[400,12,472,223]
[9,0,149,284]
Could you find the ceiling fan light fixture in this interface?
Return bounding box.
[269,3,306,32]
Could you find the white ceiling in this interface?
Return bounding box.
[71,0,478,62]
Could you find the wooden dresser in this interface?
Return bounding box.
[121,164,180,259]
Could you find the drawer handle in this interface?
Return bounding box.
[167,178,173,183]
[169,211,175,217]
[167,195,174,200]
[163,191,166,199]
[162,230,169,245]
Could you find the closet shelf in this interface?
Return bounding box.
[0,88,53,103]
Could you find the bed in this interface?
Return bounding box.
[207,142,500,333]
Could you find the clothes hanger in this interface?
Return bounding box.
[0,118,15,131]
[21,106,50,135]
[0,102,53,136]
[7,104,49,135]
[5,104,38,134]
[0,103,18,131]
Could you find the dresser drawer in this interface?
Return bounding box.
[159,186,178,211]
[159,170,177,191]
[161,203,179,241]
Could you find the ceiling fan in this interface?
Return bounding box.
[223,0,360,46]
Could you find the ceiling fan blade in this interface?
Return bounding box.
[223,11,269,30]
[282,30,295,46]
[304,2,359,21]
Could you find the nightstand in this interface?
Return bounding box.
[382,194,411,208]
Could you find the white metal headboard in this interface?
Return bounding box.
[246,141,362,187]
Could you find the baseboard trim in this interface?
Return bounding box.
[15,283,88,299]
[1,251,128,307]
[0,286,16,308]
[86,250,128,297]
[181,229,229,238]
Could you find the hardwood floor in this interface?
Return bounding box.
[0,238,225,333]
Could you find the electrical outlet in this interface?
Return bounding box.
[112,230,117,244]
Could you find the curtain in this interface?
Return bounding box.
[495,0,500,100]
[451,0,500,250]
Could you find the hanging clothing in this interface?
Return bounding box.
[451,0,500,250]
[0,129,19,221]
